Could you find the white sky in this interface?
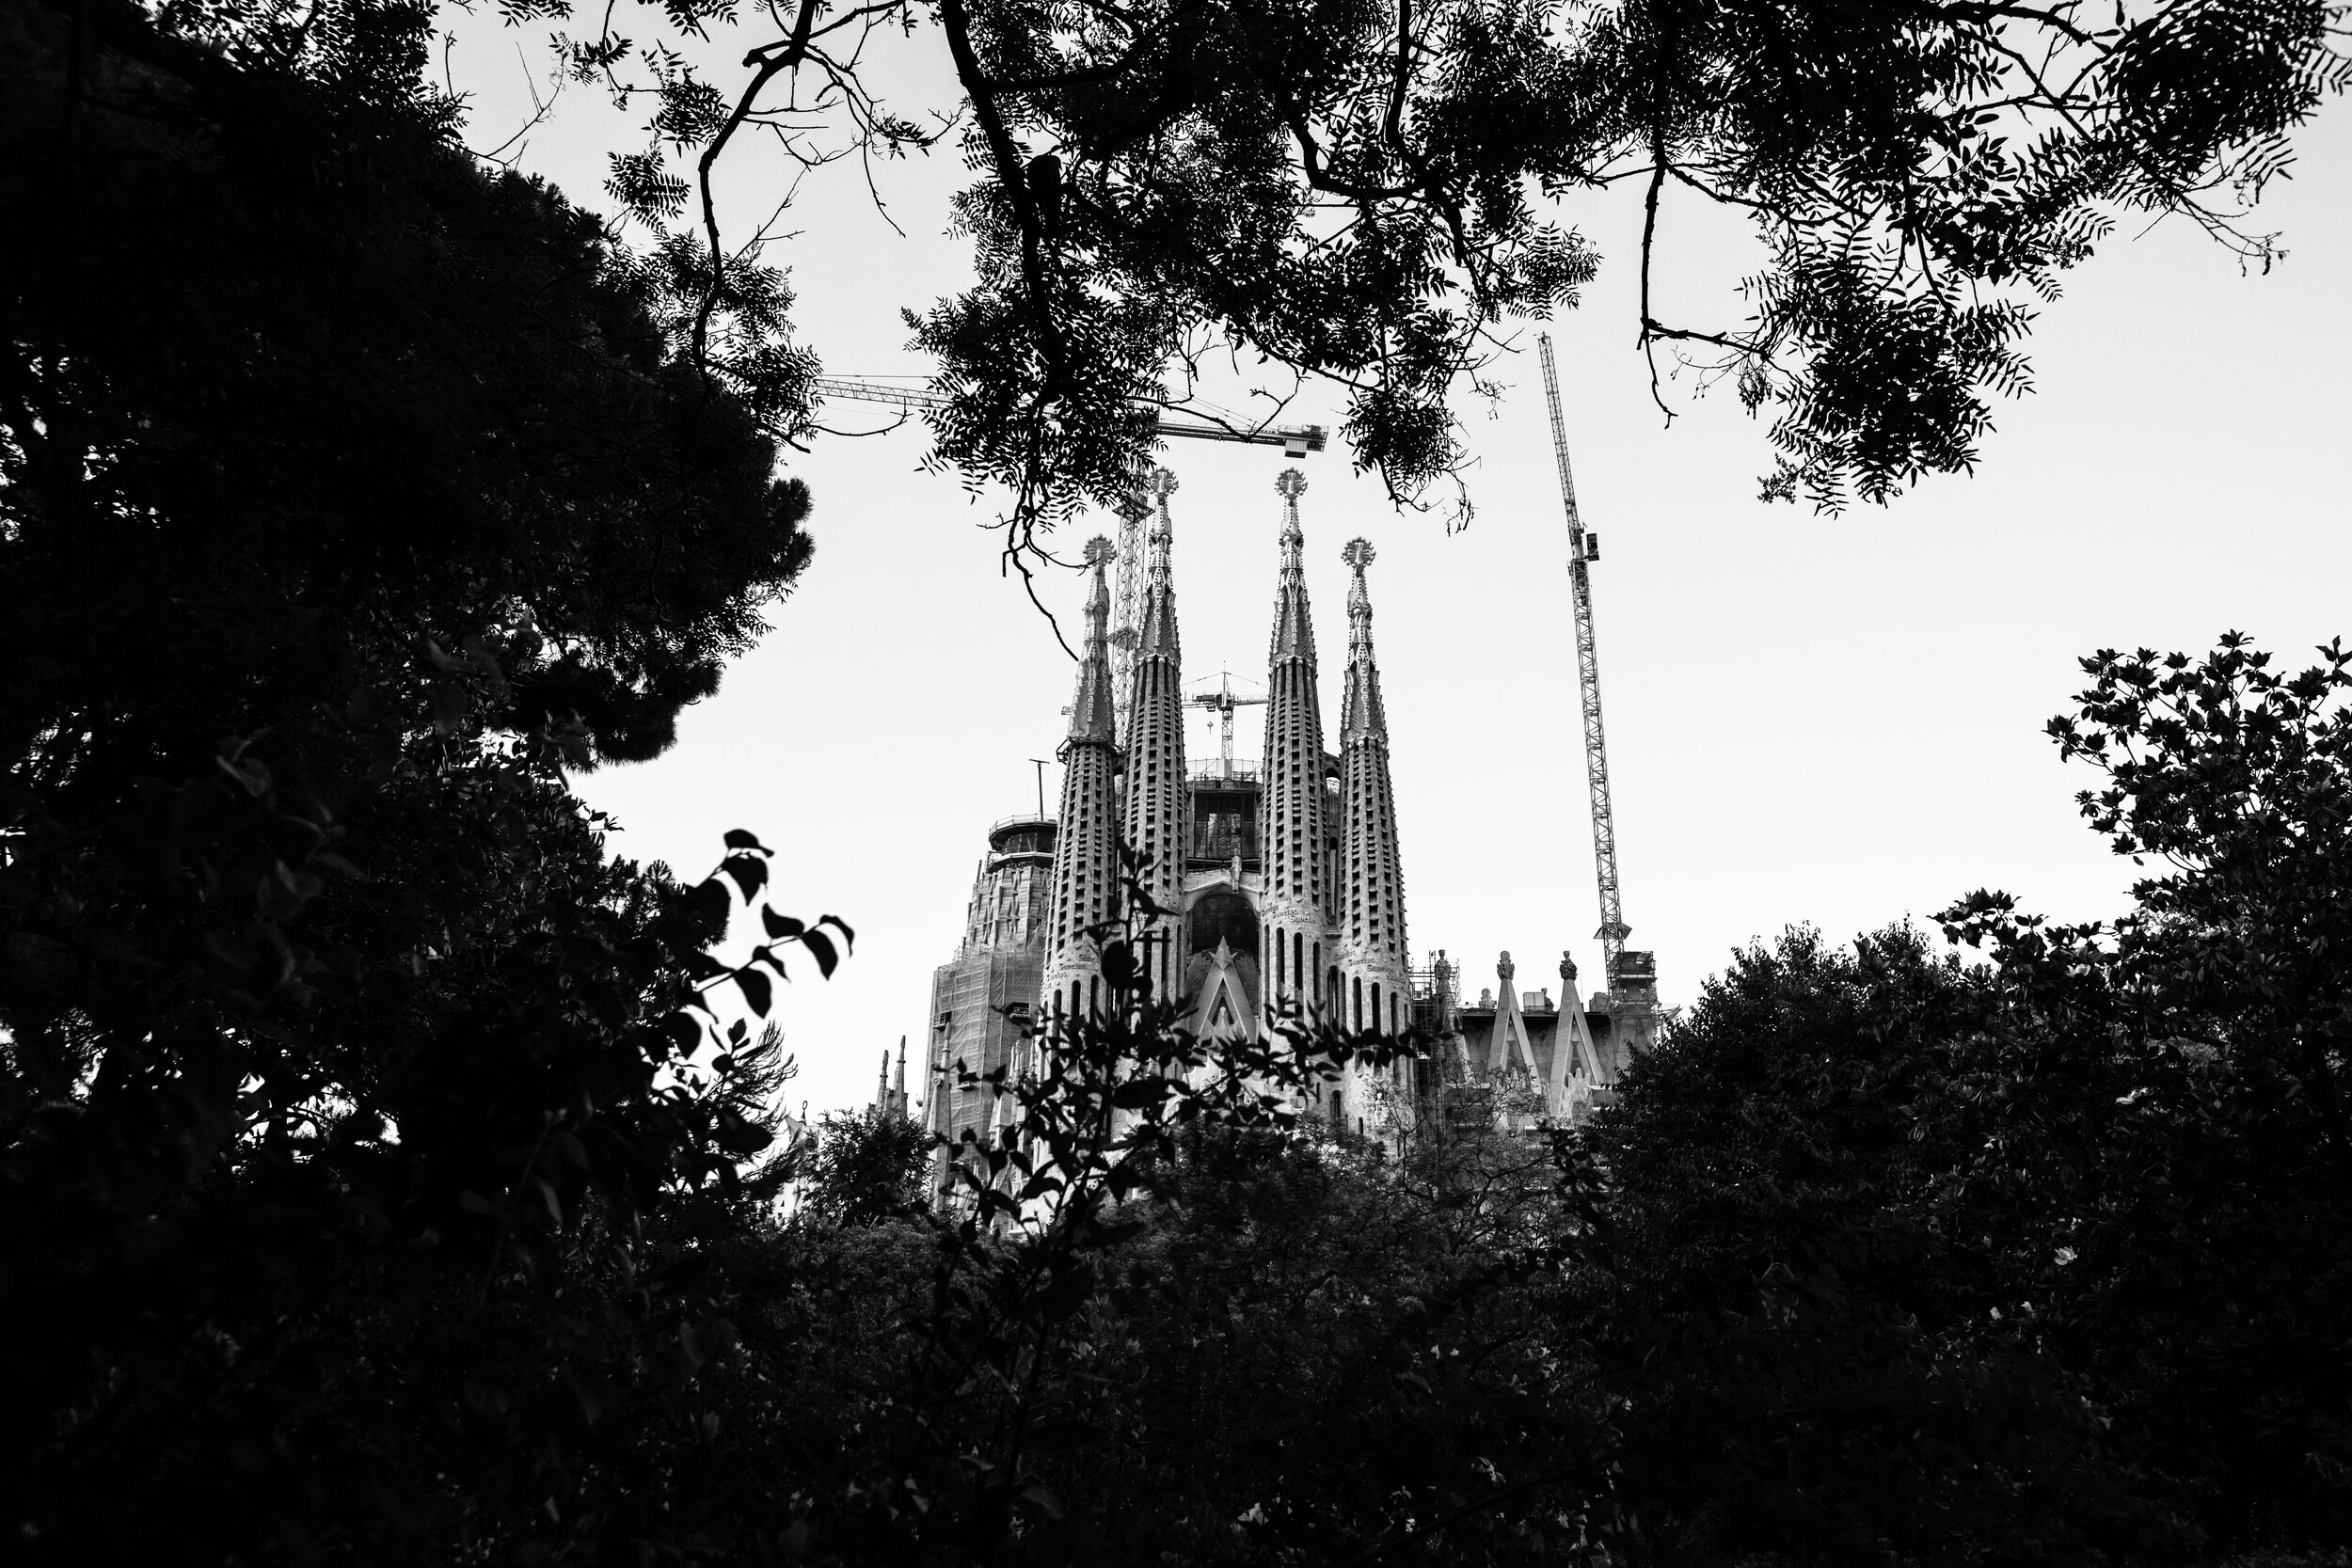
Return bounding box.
[441,16,2352,1117]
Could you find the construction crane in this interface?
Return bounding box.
[1537,333,1632,978]
[1188,670,1267,780]
[808,378,1328,457]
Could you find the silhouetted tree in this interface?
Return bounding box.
[577,0,2342,524]
[805,1105,935,1227]
[1562,633,2352,1563]
[1,5,837,1560]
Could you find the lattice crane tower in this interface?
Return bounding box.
[1189,670,1267,779]
[1538,333,1632,976]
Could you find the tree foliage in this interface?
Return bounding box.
[2,7,839,1559]
[1566,631,2352,1562]
[804,1103,936,1226]
[532,0,2344,527]
[9,10,2352,1561]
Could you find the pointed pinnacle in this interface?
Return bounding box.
[1137,473,1180,660]
[1270,470,1314,665]
[1066,536,1119,744]
[1340,537,1388,740]
[1343,537,1376,614]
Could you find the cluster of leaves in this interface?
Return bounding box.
[1560,631,2352,1562]
[1,5,842,1559]
[620,907,1607,1566]
[2050,630,2352,1162]
[803,1102,938,1227]
[525,0,2343,531]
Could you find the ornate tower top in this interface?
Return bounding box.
[1270,469,1314,663]
[1343,536,1375,592]
[1137,469,1180,660]
[1340,537,1389,742]
[1064,536,1119,747]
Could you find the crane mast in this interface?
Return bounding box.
[1188,671,1267,780]
[1538,333,1631,976]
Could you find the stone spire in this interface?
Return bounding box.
[871,1037,911,1118]
[1260,468,1332,1020]
[1338,538,1410,1037]
[1122,468,1190,1002]
[1269,468,1318,665]
[1063,536,1120,748]
[1042,538,1123,1025]
[1340,538,1389,742]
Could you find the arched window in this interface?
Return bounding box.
[1372,982,1383,1037]
[1187,890,1259,963]
[1293,932,1305,999]
[1352,975,1364,1032]
[1274,928,1286,990]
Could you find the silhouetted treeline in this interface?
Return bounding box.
[6,4,2349,1564]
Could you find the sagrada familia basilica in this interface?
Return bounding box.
[907,468,1659,1149]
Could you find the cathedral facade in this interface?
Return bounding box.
[920,469,1658,1148]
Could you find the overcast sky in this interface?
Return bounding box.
[443,18,2352,1117]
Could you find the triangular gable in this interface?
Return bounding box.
[1486,970,1538,1080]
[1546,961,1611,1120]
[1191,938,1257,1044]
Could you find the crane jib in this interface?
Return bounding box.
[808,377,1326,455]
